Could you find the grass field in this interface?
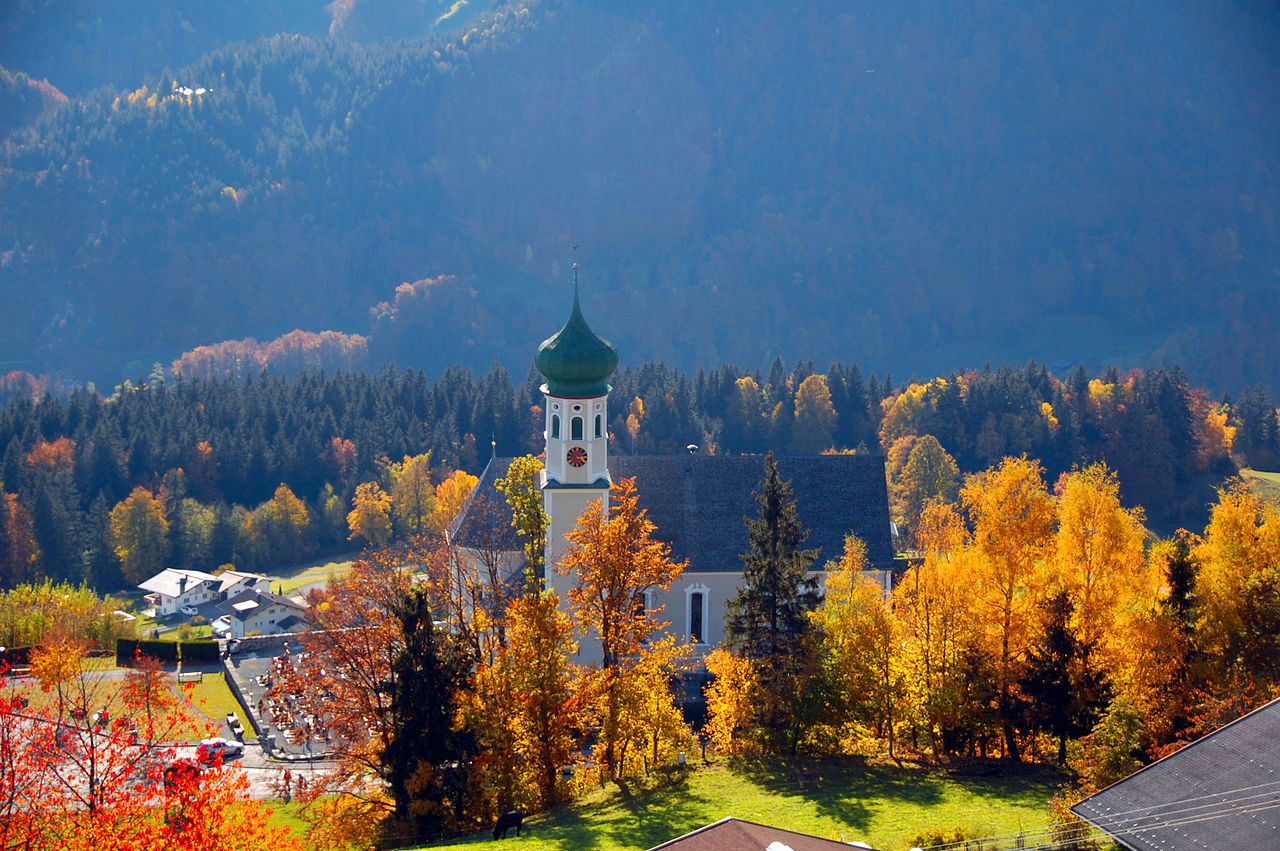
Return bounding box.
[1240,468,1280,503]
[273,556,357,595]
[410,758,1067,851]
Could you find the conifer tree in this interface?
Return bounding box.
[723,452,822,752]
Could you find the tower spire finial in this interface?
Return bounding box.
[572,244,580,298]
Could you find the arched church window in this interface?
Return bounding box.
[689,592,704,644]
[594,414,602,438]
[571,416,583,441]
[551,414,560,439]
[685,583,709,645]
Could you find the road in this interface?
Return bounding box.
[173,744,334,799]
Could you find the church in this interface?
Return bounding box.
[450,279,895,660]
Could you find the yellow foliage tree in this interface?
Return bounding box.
[557,477,688,780]
[389,453,434,539]
[703,647,761,756]
[347,482,392,547]
[962,455,1055,760]
[815,534,905,755]
[431,470,479,534]
[109,486,170,584]
[791,374,837,454]
[1052,463,1147,657]
[1193,479,1280,686]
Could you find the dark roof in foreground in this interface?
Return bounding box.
[648,817,872,850]
[452,453,893,571]
[1072,697,1280,851]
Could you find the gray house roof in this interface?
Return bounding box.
[648,817,871,850]
[454,453,893,571]
[1072,697,1280,850]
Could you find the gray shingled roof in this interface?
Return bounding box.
[453,454,893,571]
[1072,697,1280,850]
[448,456,522,552]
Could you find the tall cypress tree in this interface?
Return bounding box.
[723,452,822,752]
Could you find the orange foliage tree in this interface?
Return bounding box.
[557,477,689,781]
[0,642,298,850]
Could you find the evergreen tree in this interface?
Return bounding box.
[1019,589,1109,764]
[723,452,822,752]
[383,584,475,842]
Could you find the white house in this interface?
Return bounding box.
[138,569,221,617]
[217,589,308,639]
[216,570,271,599]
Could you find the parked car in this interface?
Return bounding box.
[211,615,232,636]
[196,737,243,766]
[179,604,199,617]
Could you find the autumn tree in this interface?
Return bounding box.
[503,590,584,808]
[897,435,961,542]
[347,481,392,547]
[962,455,1055,760]
[1052,463,1146,656]
[703,647,761,756]
[1193,479,1280,687]
[0,492,39,589]
[431,469,479,534]
[274,549,417,844]
[791,374,837,454]
[557,477,688,781]
[109,486,169,583]
[389,452,434,539]
[255,483,313,565]
[495,454,548,589]
[815,534,905,755]
[0,636,297,850]
[893,499,981,756]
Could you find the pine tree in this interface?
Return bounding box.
[723,452,822,752]
[1020,589,1108,764]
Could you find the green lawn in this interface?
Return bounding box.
[186,671,258,738]
[412,758,1067,851]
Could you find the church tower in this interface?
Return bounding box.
[536,268,618,603]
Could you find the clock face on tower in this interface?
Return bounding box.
[567,447,588,467]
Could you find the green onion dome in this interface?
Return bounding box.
[535,286,618,397]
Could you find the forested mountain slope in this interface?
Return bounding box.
[1,0,1277,393]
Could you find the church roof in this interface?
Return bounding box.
[454,453,894,571]
[613,454,894,572]
[535,284,618,398]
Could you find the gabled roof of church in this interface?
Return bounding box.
[453,454,894,571]
[1071,697,1280,851]
[613,454,894,572]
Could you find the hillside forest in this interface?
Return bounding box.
[0,357,1277,595]
[2,0,1278,395]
